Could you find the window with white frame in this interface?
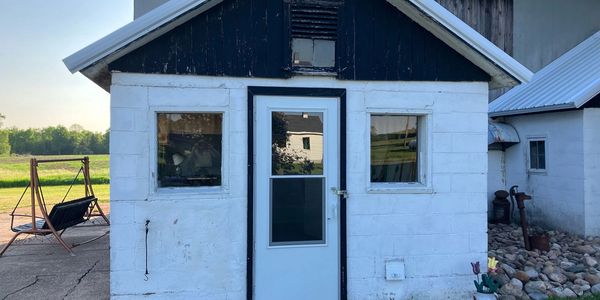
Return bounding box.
[370,114,426,185]
[529,139,546,171]
[157,113,223,188]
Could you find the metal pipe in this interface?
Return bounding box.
[36,158,86,163]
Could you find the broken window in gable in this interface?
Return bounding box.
[289,2,339,71]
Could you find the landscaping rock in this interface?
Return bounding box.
[510,278,524,290]
[524,281,546,294]
[584,256,598,267]
[565,264,586,273]
[572,284,585,296]
[591,283,600,294]
[514,271,530,283]
[574,245,596,255]
[489,223,600,300]
[524,268,539,280]
[584,273,600,285]
[502,263,517,277]
[526,292,548,300]
[500,282,523,297]
[548,272,567,284]
[562,288,577,298]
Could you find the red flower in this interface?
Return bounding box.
[471,261,481,275]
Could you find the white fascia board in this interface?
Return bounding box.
[63,0,221,73]
[387,0,533,88]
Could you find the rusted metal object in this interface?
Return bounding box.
[509,185,549,251]
[530,235,550,252]
[492,190,511,224]
[510,185,532,250]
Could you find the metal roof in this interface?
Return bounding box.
[490,31,600,117]
[64,0,532,91]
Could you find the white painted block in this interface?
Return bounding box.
[111,85,148,108]
[385,260,406,281]
[148,86,229,107]
[110,131,148,155]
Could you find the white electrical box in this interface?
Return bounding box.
[385,260,406,281]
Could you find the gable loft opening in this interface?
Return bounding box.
[288,1,342,75]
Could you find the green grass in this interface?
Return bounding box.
[0,154,109,188]
[550,296,600,300]
[0,184,109,213]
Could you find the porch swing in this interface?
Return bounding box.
[0,157,110,257]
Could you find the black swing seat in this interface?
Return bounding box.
[12,196,97,233]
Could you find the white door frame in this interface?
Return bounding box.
[247,87,347,300]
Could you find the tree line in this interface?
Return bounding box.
[0,114,109,155]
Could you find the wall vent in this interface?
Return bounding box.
[290,4,339,41]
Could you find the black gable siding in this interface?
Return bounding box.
[337,0,489,81]
[109,0,287,78]
[109,0,490,82]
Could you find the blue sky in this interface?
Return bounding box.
[0,1,133,132]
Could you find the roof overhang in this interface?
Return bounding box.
[64,0,532,92]
[489,31,600,117]
[490,81,600,118]
[63,0,223,91]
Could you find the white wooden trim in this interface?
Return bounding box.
[526,136,548,174]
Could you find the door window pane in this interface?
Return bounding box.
[271,178,324,245]
[157,113,222,187]
[370,115,419,183]
[272,112,324,175]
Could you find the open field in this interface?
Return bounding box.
[0,184,109,212]
[0,154,109,188]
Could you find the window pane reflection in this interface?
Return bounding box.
[157,113,222,187]
[272,112,324,175]
[370,115,418,183]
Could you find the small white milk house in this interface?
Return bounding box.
[489,31,600,237]
[64,0,531,298]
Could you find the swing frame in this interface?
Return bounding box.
[1,156,110,257]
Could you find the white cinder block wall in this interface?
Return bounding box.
[109,72,489,299]
[584,108,600,236]
[487,150,507,218]
[501,111,585,235]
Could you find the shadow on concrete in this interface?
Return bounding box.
[0,220,110,300]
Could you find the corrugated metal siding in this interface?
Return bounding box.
[489,31,600,117]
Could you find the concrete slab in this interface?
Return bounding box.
[0,217,110,300]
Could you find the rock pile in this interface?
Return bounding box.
[489,223,600,299]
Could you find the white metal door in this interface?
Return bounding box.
[254,95,340,300]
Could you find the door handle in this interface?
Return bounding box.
[330,187,348,199]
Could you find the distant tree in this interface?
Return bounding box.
[0,115,10,155]
[0,130,10,155]
[69,124,84,132]
[6,125,109,155]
